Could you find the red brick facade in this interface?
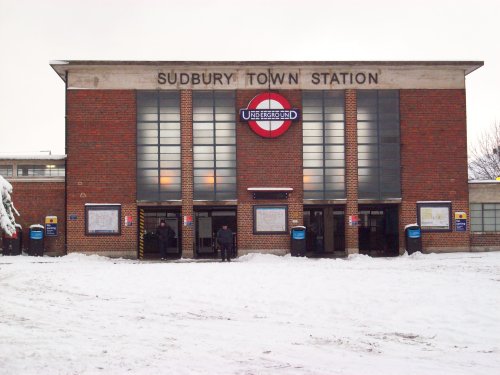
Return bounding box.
[13,86,469,259]
[10,181,65,255]
[471,233,500,250]
[66,90,137,256]
[399,90,470,252]
[236,90,303,254]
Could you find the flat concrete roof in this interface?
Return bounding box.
[50,60,484,82]
[0,154,66,161]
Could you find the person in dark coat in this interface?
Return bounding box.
[156,220,172,260]
[216,224,233,262]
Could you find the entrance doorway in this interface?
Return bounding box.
[194,207,237,258]
[303,206,345,255]
[140,208,181,259]
[358,205,399,256]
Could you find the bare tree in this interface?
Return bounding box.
[469,121,500,180]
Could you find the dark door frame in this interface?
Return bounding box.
[358,204,399,256]
[137,206,182,260]
[194,206,237,258]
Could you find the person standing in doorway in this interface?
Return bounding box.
[156,219,172,260]
[216,224,233,262]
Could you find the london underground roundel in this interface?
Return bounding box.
[239,92,300,138]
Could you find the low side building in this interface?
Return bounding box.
[469,180,500,252]
[0,156,66,256]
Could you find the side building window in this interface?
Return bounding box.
[471,203,500,232]
[357,90,401,199]
[137,91,181,201]
[17,164,65,177]
[302,91,345,200]
[193,91,236,201]
[0,165,13,177]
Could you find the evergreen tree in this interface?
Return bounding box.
[0,175,19,237]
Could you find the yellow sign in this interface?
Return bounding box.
[45,216,58,224]
[454,212,467,220]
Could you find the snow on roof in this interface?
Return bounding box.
[416,201,452,204]
[49,60,69,65]
[469,180,500,184]
[404,223,419,230]
[0,154,66,161]
[247,187,294,191]
[84,203,121,206]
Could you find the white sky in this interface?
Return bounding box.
[0,0,498,155]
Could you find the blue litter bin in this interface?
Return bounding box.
[290,226,306,257]
[29,224,45,256]
[405,224,422,255]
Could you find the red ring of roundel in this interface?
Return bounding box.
[247,92,293,138]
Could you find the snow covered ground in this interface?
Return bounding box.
[0,252,499,375]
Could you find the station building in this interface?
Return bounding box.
[5,60,487,259]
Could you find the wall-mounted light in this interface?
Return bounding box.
[160,176,172,184]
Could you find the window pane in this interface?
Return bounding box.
[357,90,400,199]
[470,216,482,225]
[137,91,181,201]
[193,91,236,200]
[303,90,345,200]
[471,224,483,232]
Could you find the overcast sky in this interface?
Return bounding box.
[0,0,498,156]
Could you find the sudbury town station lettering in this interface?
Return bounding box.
[157,71,378,87]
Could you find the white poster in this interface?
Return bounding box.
[419,206,450,230]
[87,208,120,234]
[255,206,287,233]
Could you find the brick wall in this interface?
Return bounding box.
[9,181,65,255]
[344,89,359,254]
[236,90,303,254]
[470,233,500,251]
[400,89,470,252]
[180,90,194,258]
[66,90,137,257]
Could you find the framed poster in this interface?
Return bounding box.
[253,205,288,234]
[417,202,452,232]
[85,204,121,236]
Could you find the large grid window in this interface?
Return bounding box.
[470,203,500,232]
[302,91,345,200]
[357,90,401,199]
[0,165,13,177]
[17,164,65,177]
[137,91,181,201]
[193,91,236,201]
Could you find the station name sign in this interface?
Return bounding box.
[157,70,379,88]
[65,65,467,90]
[240,92,299,138]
